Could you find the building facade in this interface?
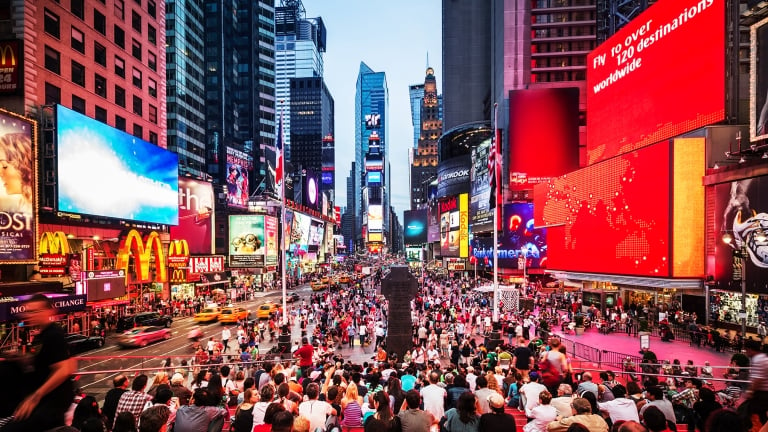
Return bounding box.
[410,67,442,210]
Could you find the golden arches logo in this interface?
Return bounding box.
[0,43,16,67]
[169,239,189,257]
[39,231,70,255]
[170,268,187,284]
[116,230,167,283]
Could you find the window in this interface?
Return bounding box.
[114,25,125,48]
[115,115,126,131]
[147,51,156,71]
[132,10,141,32]
[71,60,85,87]
[94,42,106,66]
[147,24,156,45]
[71,0,84,19]
[94,73,107,98]
[147,0,156,18]
[45,82,61,105]
[132,67,142,88]
[148,78,157,98]
[133,95,142,116]
[71,95,85,113]
[44,46,60,74]
[71,27,84,53]
[94,10,106,34]
[44,9,60,38]
[114,0,124,19]
[114,85,125,107]
[148,104,157,124]
[133,123,143,139]
[131,38,141,60]
[95,105,107,122]
[149,131,158,144]
[114,56,125,77]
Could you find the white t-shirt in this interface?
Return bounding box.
[420,384,447,421]
[598,398,640,423]
[298,399,334,432]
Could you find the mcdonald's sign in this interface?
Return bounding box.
[0,40,22,95]
[168,239,190,268]
[169,268,187,284]
[39,231,70,254]
[116,229,167,283]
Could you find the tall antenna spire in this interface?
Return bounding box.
[426,51,430,69]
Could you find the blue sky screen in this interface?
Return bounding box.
[56,105,179,225]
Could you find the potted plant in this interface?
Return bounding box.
[574,314,585,335]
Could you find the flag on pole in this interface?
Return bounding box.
[275,110,284,199]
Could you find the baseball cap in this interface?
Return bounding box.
[529,371,540,381]
[487,393,505,409]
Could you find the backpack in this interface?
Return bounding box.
[538,356,562,387]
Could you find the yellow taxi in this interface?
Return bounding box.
[310,281,328,291]
[338,274,351,284]
[256,302,282,319]
[194,306,221,323]
[218,307,249,324]
[320,276,330,284]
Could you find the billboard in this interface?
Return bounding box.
[439,196,460,257]
[535,141,670,276]
[57,105,179,225]
[303,170,320,211]
[284,210,294,250]
[471,203,547,270]
[83,269,127,301]
[406,246,422,262]
[321,171,333,185]
[586,0,725,164]
[226,146,251,208]
[308,221,324,246]
[713,176,768,290]
[752,17,768,142]
[470,139,493,232]
[263,145,278,197]
[368,205,383,231]
[265,215,278,265]
[365,113,381,129]
[437,155,471,199]
[508,88,579,184]
[404,209,428,245]
[170,178,213,255]
[427,200,440,243]
[0,109,35,262]
[229,215,266,267]
[367,171,382,184]
[0,40,23,95]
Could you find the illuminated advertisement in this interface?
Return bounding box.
[57,105,179,225]
[368,205,383,231]
[289,212,311,253]
[265,215,278,265]
[752,17,768,142]
[440,196,460,257]
[534,141,670,276]
[229,215,266,267]
[365,113,381,129]
[308,221,324,246]
[404,209,428,245]
[170,178,213,255]
[427,200,440,243]
[470,139,493,232]
[713,176,768,290]
[367,171,382,184]
[303,170,320,211]
[368,232,383,243]
[83,269,127,302]
[0,40,23,95]
[263,145,278,197]
[586,0,725,164]
[508,88,579,184]
[406,247,422,262]
[0,109,35,262]
[437,155,471,199]
[284,210,294,250]
[471,203,547,269]
[459,193,469,258]
[321,171,333,185]
[226,146,252,208]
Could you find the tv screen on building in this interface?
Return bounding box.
[470,139,493,233]
[471,203,548,270]
[170,178,214,255]
[56,105,179,225]
[752,16,768,142]
[226,146,252,209]
[586,0,725,164]
[368,205,383,231]
[0,109,35,262]
[403,209,428,245]
[229,215,265,267]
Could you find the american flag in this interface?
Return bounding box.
[275,110,284,199]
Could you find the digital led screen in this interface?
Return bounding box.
[437,155,471,199]
[471,203,548,270]
[427,200,440,243]
[265,215,278,265]
[368,205,383,231]
[0,109,35,262]
[367,171,382,184]
[470,139,493,232]
[440,196,462,257]
[303,170,320,211]
[508,88,579,183]
[226,146,252,209]
[534,141,670,276]
[322,171,333,185]
[284,210,294,250]
[752,17,768,141]
[406,247,422,262]
[713,176,768,290]
[586,0,725,164]
[170,178,213,255]
[295,212,312,247]
[309,221,324,246]
[404,209,428,245]
[365,114,381,129]
[229,215,265,267]
[84,269,127,301]
[263,145,278,198]
[57,105,179,225]
[368,232,383,243]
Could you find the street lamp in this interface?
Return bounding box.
[722,232,747,337]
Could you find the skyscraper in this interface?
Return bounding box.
[355,62,389,250]
[410,67,442,210]
[342,162,357,253]
[409,83,425,148]
[275,0,326,161]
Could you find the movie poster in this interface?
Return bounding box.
[0,110,35,262]
[226,147,252,208]
[265,215,278,265]
[229,215,265,267]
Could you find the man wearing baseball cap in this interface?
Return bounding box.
[479,393,516,432]
[546,397,609,432]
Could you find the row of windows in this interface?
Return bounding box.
[532,0,595,7]
[532,11,595,23]
[532,26,595,38]
[531,70,586,82]
[533,41,595,53]
[531,56,587,68]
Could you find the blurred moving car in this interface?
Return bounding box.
[117,326,171,348]
[310,281,328,291]
[286,292,300,303]
[256,302,281,319]
[116,312,172,332]
[218,307,249,324]
[65,333,105,354]
[338,274,351,284]
[194,307,221,323]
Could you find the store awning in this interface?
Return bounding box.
[546,271,703,289]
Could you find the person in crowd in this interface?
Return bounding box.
[103,375,131,428]
[114,374,154,429]
[550,384,574,419]
[524,390,556,432]
[298,382,337,432]
[441,392,480,432]
[147,372,170,399]
[639,406,670,432]
[71,395,106,431]
[420,371,447,421]
[744,338,768,425]
[546,397,609,432]
[173,388,228,432]
[232,388,258,432]
[597,385,639,424]
[575,372,598,399]
[521,372,548,418]
[138,405,170,432]
[112,412,138,432]
[365,390,401,432]
[474,376,496,415]
[512,338,534,382]
[169,373,193,407]
[478,393,516,432]
[638,386,675,424]
[398,390,435,432]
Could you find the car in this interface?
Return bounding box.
[310,281,328,291]
[194,307,222,323]
[116,312,172,332]
[117,326,171,348]
[338,274,351,284]
[256,302,281,319]
[286,292,300,303]
[64,333,105,354]
[218,307,249,324]
[320,276,330,284]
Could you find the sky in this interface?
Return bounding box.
[301,0,443,221]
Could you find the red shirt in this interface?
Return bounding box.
[295,343,314,367]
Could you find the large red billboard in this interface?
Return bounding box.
[170,178,213,255]
[535,141,670,276]
[586,0,725,164]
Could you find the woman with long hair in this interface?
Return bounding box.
[233,388,259,432]
[387,377,406,414]
[71,395,106,431]
[341,383,364,427]
[364,391,400,432]
[0,133,33,214]
[441,392,479,432]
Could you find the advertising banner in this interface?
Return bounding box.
[586,0,725,164]
[263,145,278,197]
[0,110,35,262]
[471,203,547,270]
[229,215,266,267]
[470,140,493,233]
[265,215,278,265]
[188,255,226,274]
[0,40,23,95]
[713,176,768,291]
[427,200,440,243]
[225,147,252,209]
[459,193,469,258]
[403,209,428,245]
[83,269,127,301]
[57,105,179,225]
[368,205,383,231]
[0,293,86,321]
[405,247,422,262]
[437,155,471,199]
[303,170,320,211]
[440,196,460,257]
[284,210,294,250]
[170,178,213,255]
